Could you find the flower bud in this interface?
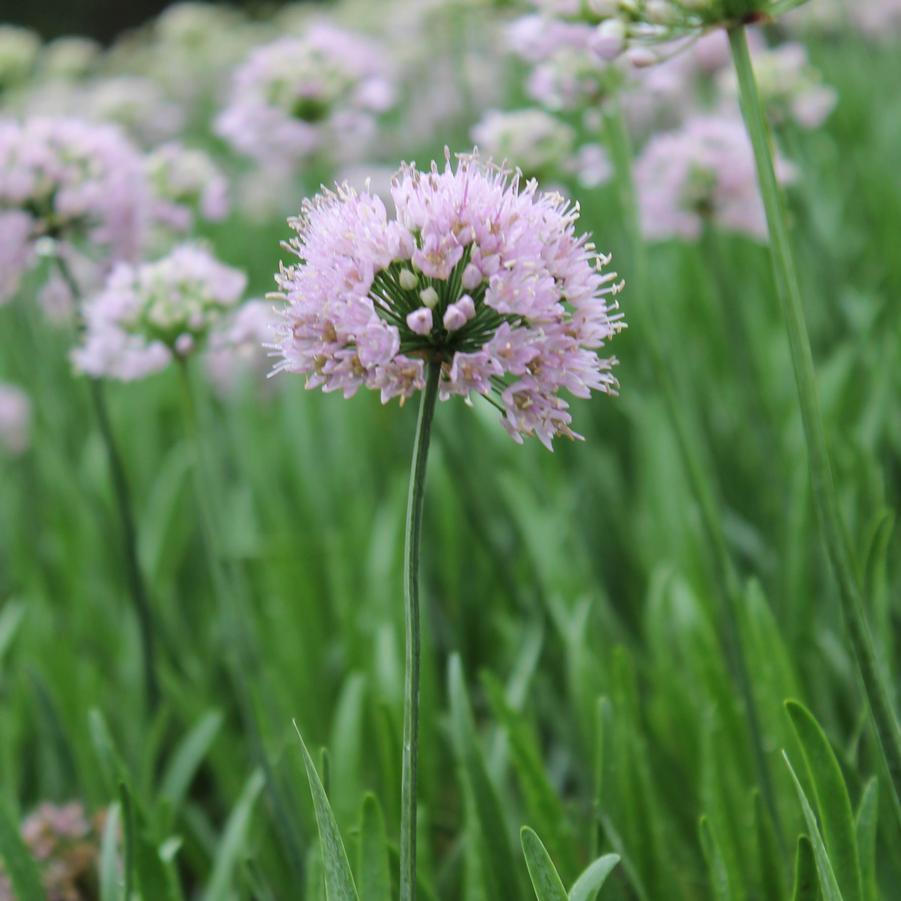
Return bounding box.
[419,286,439,308]
[443,294,476,332]
[591,19,626,61]
[398,268,418,290]
[461,263,482,290]
[406,307,433,335]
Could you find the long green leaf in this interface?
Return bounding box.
[0,803,44,901]
[791,835,819,901]
[159,710,223,812]
[854,779,878,901]
[205,769,265,901]
[699,816,733,901]
[568,853,620,901]
[293,722,359,901]
[783,752,845,901]
[358,794,391,901]
[786,701,862,901]
[520,827,567,901]
[100,802,122,901]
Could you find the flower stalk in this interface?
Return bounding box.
[55,254,160,711]
[400,357,441,901]
[603,100,784,846]
[728,23,901,825]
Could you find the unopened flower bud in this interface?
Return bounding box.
[443,294,476,332]
[627,47,658,68]
[419,286,439,308]
[406,307,433,335]
[591,19,626,61]
[587,0,619,15]
[398,268,418,290]
[461,263,482,290]
[175,333,195,356]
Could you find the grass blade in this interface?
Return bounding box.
[99,801,122,901]
[785,700,862,901]
[568,853,620,901]
[293,721,359,901]
[854,779,878,901]
[520,827,567,901]
[205,769,265,901]
[699,816,734,901]
[791,835,818,901]
[783,752,845,901]
[159,710,223,813]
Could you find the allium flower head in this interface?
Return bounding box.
[216,25,394,166]
[0,382,30,456]
[0,117,148,263]
[82,76,185,145]
[146,142,229,232]
[634,113,795,241]
[37,36,100,81]
[472,109,576,180]
[73,244,247,381]
[273,151,625,449]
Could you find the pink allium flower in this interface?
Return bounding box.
[0,382,30,455]
[146,142,230,233]
[73,244,247,381]
[216,25,394,166]
[82,76,185,146]
[634,114,796,242]
[273,152,625,449]
[0,116,148,264]
[205,299,278,396]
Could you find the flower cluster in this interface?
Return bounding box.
[0,802,100,901]
[146,142,229,233]
[273,152,625,449]
[216,24,394,166]
[0,116,148,289]
[0,382,30,456]
[634,113,795,241]
[73,243,247,380]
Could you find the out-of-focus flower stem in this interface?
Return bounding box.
[603,99,784,848]
[728,23,901,827]
[56,253,160,712]
[400,357,441,901]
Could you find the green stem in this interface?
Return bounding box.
[604,101,784,847]
[56,254,160,711]
[400,358,441,901]
[728,23,901,826]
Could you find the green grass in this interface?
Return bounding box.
[1,21,900,901]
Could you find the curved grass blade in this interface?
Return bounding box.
[205,769,265,901]
[785,701,862,901]
[699,816,733,901]
[293,721,359,901]
[0,803,44,901]
[854,779,878,901]
[568,853,620,901]
[520,827,567,901]
[791,835,818,901]
[783,752,845,901]
[159,710,223,814]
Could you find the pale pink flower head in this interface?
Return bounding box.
[0,116,148,265]
[73,244,247,381]
[215,24,395,167]
[0,382,30,456]
[635,113,795,242]
[146,142,230,233]
[273,151,625,449]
